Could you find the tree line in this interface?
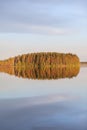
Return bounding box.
[0,52,80,79]
[14,52,80,67]
[0,52,80,67]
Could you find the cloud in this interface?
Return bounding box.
[0,21,75,35]
[15,24,73,35]
[0,0,87,34]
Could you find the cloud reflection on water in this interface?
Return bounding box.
[0,93,87,130]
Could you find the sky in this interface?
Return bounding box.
[0,0,87,61]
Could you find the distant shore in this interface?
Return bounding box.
[80,62,87,67]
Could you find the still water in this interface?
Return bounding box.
[0,67,87,130]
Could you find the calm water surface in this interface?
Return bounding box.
[0,67,87,130]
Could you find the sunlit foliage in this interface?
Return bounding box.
[13,52,80,67]
[0,52,80,79]
[0,52,80,67]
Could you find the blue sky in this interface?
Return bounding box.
[0,0,87,61]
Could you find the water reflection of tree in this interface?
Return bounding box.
[0,65,80,80]
[16,66,80,79]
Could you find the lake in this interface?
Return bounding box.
[0,66,87,130]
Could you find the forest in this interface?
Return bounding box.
[0,52,80,79]
[0,52,80,67]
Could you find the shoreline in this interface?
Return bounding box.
[80,62,87,67]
